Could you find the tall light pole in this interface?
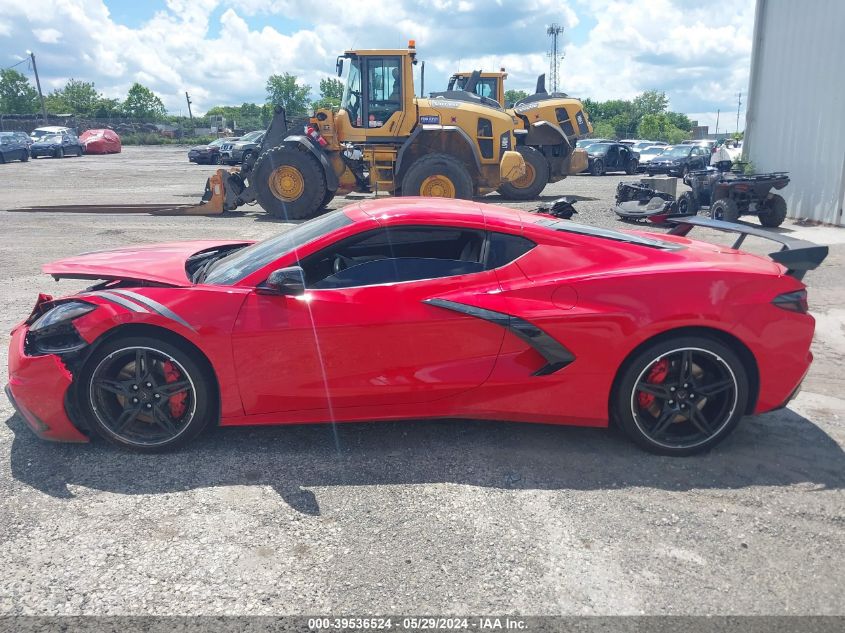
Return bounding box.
[26,50,48,122]
[736,91,742,135]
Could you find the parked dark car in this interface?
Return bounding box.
[645,144,710,177]
[0,132,30,163]
[30,132,84,159]
[188,137,239,165]
[582,142,639,176]
[220,131,265,165]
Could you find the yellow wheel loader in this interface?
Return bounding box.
[207,42,525,220]
[445,70,592,200]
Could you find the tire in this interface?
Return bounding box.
[20,149,29,162]
[319,188,336,209]
[676,191,699,216]
[401,153,473,199]
[759,193,787,228]
[590,159,605,176]
[612,335,748,456]
[78,335,216,452]
[496,146,550,200]
[241,150,254,165]
[212,154,221,165]
[710,198,739,222]
[625,159,638,175]
[252,146,326,220]
[56,147,64,159]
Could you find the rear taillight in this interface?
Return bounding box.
[773,289,808,313]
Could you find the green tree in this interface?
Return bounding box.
[266,73,311,116]
[632,90,668,117]
[665,111,692,132]
[504,89,529,106]
[92,97,122,118]
[313,77,344,109]
[0,69,39,114]
[637,112,689,143]
[122,82,167,120]
[45,79,102,115]
[590,120,616,139]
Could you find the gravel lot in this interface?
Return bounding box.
[0,146,843,616]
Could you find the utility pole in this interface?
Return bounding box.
[27,50,48,123]
[546,23,564,93]
[185,91,194,122]
[715,109,720,135]
[736,91,742,134]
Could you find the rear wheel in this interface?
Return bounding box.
[590,159,605,176]
[612,336,748,456]
[252,146,326,220]
[710,198,739,222]
[401,153,473,199]
[758,193,787,227]
[79,336,215,452]
[497,146,549,200]
[676,191,699,216]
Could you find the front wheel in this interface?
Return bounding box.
[590,159,605,176]
[625,159,638,175]
[78,336,216,452]
[252,146,326,220]
[56,147,64,159]
[212,154,221,165]
[401,153,473,199]
[612,336,748,456]
[497,146,550,200]
[676,191,699,216]
[21,149,30,162]
[710,198,739,222]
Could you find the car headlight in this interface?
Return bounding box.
[30,301,96,332]
[27,301,96,355]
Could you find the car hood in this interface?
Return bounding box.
[189,144,212,151]
[43,240,253,286]
[32,141,60,148]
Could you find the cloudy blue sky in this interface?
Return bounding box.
[0,0,754,131]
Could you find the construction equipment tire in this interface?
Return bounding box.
[253,147,326,220]
[497,146,550,200]
[401,153,473,199]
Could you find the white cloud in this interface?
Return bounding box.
[0,0,754,130]
[32,27,62,43]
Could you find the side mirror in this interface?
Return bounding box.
[258,266,306,296]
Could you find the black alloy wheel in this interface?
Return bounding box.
[81,337,215,451]
[614,337,748,455]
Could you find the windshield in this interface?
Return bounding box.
[588,143,612,154]
[208,138,228,147]
[41,135,63,143]
[641,147,665,156]
[661,145,691,157]
[204,209,354,285]
[239,131,263,142]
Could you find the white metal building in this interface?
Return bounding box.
[744,0,845,225]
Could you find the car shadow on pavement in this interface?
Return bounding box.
[6,408,844,515]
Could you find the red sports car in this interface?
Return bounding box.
[6,199,827,455]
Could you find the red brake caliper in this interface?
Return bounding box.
[161,361,187,418]
[638,359,668,409]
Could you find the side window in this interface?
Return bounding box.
[476,78,498,101]
[367,57,401,127]
[486,233,535,269]
[301,226,486,289]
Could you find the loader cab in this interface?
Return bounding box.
[449,72,506,107]
[336,45,418,142]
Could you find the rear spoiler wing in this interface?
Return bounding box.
[667,216,828,281]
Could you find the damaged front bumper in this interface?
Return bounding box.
[6,326,89,443]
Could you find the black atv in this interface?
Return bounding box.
[680,168,790,228]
